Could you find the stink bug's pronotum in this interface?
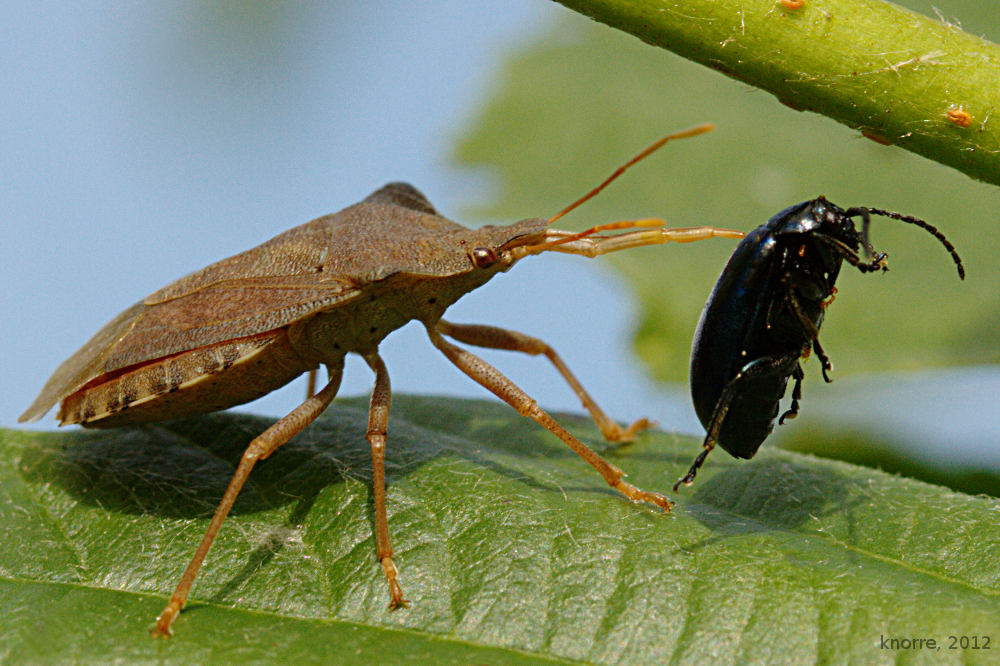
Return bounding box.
[676,197,965,490]
[20,124,744,636]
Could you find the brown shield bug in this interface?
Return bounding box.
[20,123,744,636]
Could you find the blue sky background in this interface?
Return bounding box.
[3,1,998,477]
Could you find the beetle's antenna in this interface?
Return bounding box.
[846,207,965,280]
[548,123,714,224]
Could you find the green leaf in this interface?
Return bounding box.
[3,399,998,663]
[454,11,999,384]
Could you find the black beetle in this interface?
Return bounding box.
[675,197,965,490]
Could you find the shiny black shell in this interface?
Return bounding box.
[690,197,858,459]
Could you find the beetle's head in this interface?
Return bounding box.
[771,196,856,242]
[770,197,964,280]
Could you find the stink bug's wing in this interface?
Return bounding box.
[19,276,362,423]
[20,300,147,423]
[20,221,367,423]
[114,274,363,370]
[144,182,437,304]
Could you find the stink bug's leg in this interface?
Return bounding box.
[362,352,409,610]
[426,323,673,512]
[305,368,318,399]
[676,353,799,491]
[779,363,805,425]
[152,364,344,638]
[436,319,650,442]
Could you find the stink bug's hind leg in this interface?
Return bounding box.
[152,364,344,638]
[436,319,649,443]
[362,352,409,610]
[426,323,673,513]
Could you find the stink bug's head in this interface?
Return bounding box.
[457,217,551,275]
[413,123,745,303]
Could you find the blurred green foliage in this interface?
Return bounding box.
[456,10,999,384]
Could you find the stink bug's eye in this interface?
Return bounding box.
[470,247,498,268]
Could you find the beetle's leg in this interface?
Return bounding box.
[783,283,822,339]
[812,338,833,382]
[152,363,344,638]
[426,324,672,512]
[845,207,893,270]
[436,319,649,442]
[362,352,409,610]
[778,363,805,424]
[781,286,836,383]
[811,233,885,273]
[676,353,799,491]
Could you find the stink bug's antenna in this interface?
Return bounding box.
[548,123,714,224]
[846,207,966,280]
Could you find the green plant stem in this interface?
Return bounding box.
[552,0,1000,186]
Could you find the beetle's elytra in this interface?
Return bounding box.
[676,197,965,490]
[20,124,745,637]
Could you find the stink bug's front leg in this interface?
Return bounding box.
[523,220,745,258]
[436,319,650,443]
[426,324,672,512]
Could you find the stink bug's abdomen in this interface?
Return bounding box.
[60,330,313,427]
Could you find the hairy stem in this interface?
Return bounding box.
[553,0,1000,185]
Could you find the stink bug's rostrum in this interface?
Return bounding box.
[676,197,966,491]
[20,124,745,637]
